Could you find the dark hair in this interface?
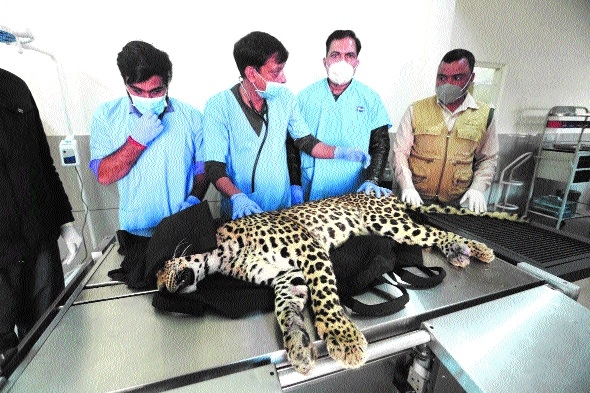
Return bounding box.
[233,31,289,77]
[441,49,475,72]
[117,41,173,86]
[325,30,361,56]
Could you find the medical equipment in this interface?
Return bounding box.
[58,136,80,166]
[0,25,74,141]
[0,26,33,48]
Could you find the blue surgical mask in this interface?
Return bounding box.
[131,94,167,115]
[254,71,286,100]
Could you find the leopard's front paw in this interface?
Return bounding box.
[469,240,495,263]
[445,242,471,267]
[284,329,317,374]
[156,260,196,293]
[324,321,367,369]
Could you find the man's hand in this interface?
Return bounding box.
[357,181,392,197]
[129,112,164,147]
[179,195,201,211]
[401,188,424,207]
[334,146,371,169]
[460,189,487,213]
[230,193,263,220]
[60,222,82,265]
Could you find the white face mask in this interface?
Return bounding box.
[435,74,473,105]
[131,94,167,115]
[327,60,355,85]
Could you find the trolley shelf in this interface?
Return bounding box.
[525,106,590,229]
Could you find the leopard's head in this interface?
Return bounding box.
[156,259,196,293]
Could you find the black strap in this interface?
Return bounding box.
[391,265,446,289]
[486,107,495,128]
[340,278,409,317]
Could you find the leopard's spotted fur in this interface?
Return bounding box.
[156,192,521,374]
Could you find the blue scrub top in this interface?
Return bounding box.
[89,97,204,236]
[298,79,391,201]
[204,86,311,219]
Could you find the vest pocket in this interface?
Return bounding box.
[456,126,482,142]
[452,128,481,161]
[457,125,482,143]
[409,154,434,185]
[414,126,442,136]
[450,162,473,198]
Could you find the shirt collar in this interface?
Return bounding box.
[325,77,355,99]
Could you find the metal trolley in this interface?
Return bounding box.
[524,106,590,229]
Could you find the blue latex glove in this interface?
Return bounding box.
[230,193,263,220]
[334,146,371,169]
[290,185,304,205]
[179,195,201,211]
[129,111,164,146]
[357,180,392,197]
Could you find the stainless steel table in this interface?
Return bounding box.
[3,244,543,392]
[425,284,590,392]
[74,244,157,305]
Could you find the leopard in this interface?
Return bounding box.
[156,192,522,375]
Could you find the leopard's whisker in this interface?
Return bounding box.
[172,238,189,259]
[180,244,192,258]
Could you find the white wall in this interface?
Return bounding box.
[7,0,588,246]
[1,0,456,248]
[451,0,590,135]
[1,0,455,137]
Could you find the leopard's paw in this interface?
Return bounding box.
[445,242,472,267]
[156,259,196,293]
[469,240,495,263]
[324,321,367,369]
[284,329,317,375]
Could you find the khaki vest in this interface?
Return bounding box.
[409,96,490,202]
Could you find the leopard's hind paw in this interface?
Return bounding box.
[285,329,317,375]
[324,320,367,369]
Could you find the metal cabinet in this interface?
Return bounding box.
[525,106,590,229]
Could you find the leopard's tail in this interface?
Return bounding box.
[411,204,527,222]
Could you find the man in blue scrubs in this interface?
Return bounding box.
[204,31,371,220]
[89,41,208,237]
[297,30,392,201]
